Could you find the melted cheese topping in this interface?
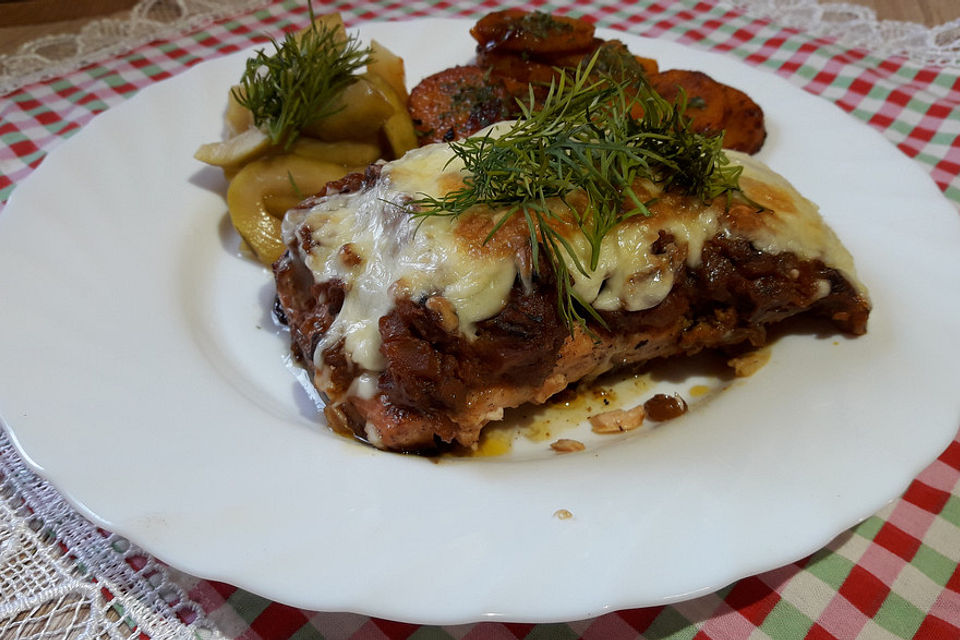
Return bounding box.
[729,151,863,292]
[282,141,867,378]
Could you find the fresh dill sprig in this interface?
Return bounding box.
[233,8,370,149]
[409,54,744,332]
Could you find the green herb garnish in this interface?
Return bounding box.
[519,11,574,38]
[586,40,648,83]
[233,8,370,149]
[409,55,745,332]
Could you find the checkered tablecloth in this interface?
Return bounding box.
[2,1,959,638]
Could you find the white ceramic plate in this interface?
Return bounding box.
[1,18,959,624]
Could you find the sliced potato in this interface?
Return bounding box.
[200,11,418,265]
[263,193,307,215]
[227,154,347,264]
[224,85,253,136]
[194,127,272,168]
[290,138,382,167]
[301,77,394,141]
[295,12,346,46]
[364,72,417,159]
[368,39,408,102]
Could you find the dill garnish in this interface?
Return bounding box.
[519,11,574,38]
[409,55,745,332]
[232,8,370,149]
[586,40,647,83]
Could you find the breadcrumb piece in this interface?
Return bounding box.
[425,295,460,333]
[727,348,771,377]
[553,509,573,520]
[550,438,585,453]
[588,404,646,433]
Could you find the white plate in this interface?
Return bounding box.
[1,18,959,625]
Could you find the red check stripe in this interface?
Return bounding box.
[915,615,960,639]
[804,623,840,640]
[723,576,781,626]
[839,566,891,618]
[617,606,664,632]
[250,602,310,639]
[904,480,953,514]
[947,564,960,594]
[873,523,924,563]
[941,441,960,471]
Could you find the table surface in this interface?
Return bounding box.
[845,0,960,25]
[1,0,959,54]
[2,1,960,639]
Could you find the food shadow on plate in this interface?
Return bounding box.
[186,166,238,255]
[442,351,747,461]
[252,278,338,431]
[188,165,229,197]
[765,313,864,342]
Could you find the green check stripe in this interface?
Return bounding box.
[875,592,925,638]
[807,549,858,591]
[224,589,271,625]
[761,599,815,640]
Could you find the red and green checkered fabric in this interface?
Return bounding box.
[2,1,959,638]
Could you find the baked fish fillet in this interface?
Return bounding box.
[273,143,870,452]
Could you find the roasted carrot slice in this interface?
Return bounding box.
[408,65,514,145]
[650,69,766,154]
[471,9,595,55]
[476,49,559,85]
[718,85,766,154]
[649,69,727,134]
[635,56,659,76]
[535,38,603,67]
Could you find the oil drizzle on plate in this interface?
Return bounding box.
[448,351,749,459]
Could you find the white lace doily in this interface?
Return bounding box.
[724,0,960,67]
[0,432,223,639]
[0,0,271,96]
